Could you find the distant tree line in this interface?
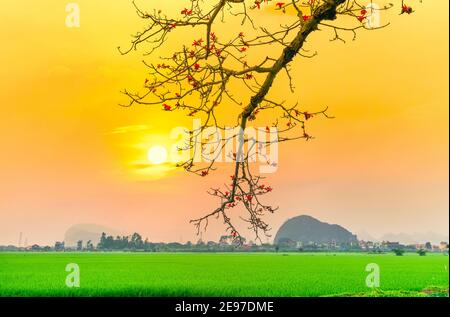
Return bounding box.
[97,232,146,250]
[1,231,448,254]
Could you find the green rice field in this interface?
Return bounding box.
[0,252,448,297]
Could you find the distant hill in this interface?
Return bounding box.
[379,232,449,245]
[356,230,448,245]
[274,215,358,245]
[64,224,121,247]
[356,230,377,242]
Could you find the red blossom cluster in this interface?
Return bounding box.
[181,8,193,16]
[253,1,285,10]
[401,4,413,14]
[192,38,204,46]
[157,63,170,69]
[357,9,367,22]
[304,112,312,120]
[257,184,273,193]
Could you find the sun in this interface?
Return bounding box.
[147,145,168,165]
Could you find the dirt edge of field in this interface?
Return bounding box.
[329,286,449,297]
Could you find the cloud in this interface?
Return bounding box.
[131,163,154,170]
[106,125,151,135]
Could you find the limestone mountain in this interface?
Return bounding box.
[274,215,358,245]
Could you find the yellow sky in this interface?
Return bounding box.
[0,0,448,245]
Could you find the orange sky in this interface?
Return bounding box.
[0,0,448,245]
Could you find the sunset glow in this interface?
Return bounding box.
[0,0,447,246]
[147,145,168,165]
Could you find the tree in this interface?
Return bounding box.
[130,232,144,249]
[98,232,107,250]
[393,248,404,256]
[417,249,427,256]
[76,240,83,251]
[54,241,65,252]
[86,240,94,251]
[120,0,417,243]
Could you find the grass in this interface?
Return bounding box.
[0,252,448,297]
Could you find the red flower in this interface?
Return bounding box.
[265,126,270,132]
[357,15,365,22]
[194,63,201,70]
[170,23,177,29]
[192,38,203,46]
[163,104,171,111]
[360,9,367,15]
[239,32,245,37]
[304,112,312,120]
[255,1,261,9]
[401,5,413,14]
[302,15,311,22]
[245,73,253,80]
[144,78,149,84]
[210,32,217,41]
[181,8,193,16]
[201,170,208,177]
[276,2,285,9]
[246,195,253,202]
[265,186,273,192]
[240,47,247,52]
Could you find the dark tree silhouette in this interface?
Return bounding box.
[120,0,416,243]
